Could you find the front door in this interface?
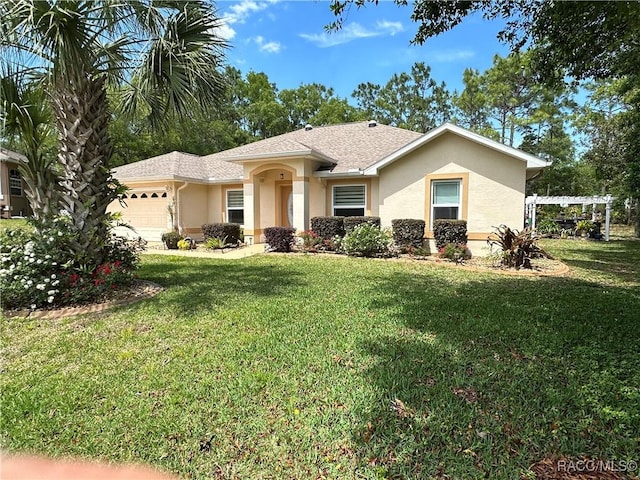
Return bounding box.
[280,185,293,227]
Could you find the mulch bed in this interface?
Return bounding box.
[3,280,164,320]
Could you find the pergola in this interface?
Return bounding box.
[525,194,616,241]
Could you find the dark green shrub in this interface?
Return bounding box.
[202,223,242,245]
[161,231,182,249]
[265,227,296,252]
[536,218,561,237]
[433,220,467,249]
[343,223,392,257]
[487,225,549,270]
[344,216,381,234]
[310,216,345,240]
[391,219,425,251]
[438,243,471,262]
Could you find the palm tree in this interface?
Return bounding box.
[1,71,59,223]
[0,0,227,266]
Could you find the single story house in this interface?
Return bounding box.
[110,121,549,255]
[0,148,32,219]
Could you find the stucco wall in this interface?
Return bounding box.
[378,132,527,256]
[178,183,208,236]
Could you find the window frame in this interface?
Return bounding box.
[226,189,244,225]
[9,169,22,197]
[424,173,469,233]
[332,184,367,217]
[431,180,462,227]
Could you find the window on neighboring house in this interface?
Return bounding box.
[227,189,244,224]
[9,169,22,196]
[431,180,461,226]
[333,185,366,216]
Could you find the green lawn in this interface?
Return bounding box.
[1,238,639,479]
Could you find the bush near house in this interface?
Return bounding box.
[161,231,182,250]
[391,219,425,252]
[488,225,549,269]
[342,223,392,257]
[202,223,242,245]
[344,216,381,234]
[310,216,345,240]
[265,227,296,252]
[433,219,468,250]
[0,217,144,310]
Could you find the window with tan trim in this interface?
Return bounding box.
[227,189,244,225]
[332,185,366,216]
[425,173,469,232]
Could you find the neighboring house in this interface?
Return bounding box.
[0,148,32,219]
[110,121,549,255]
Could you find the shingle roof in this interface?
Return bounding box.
[112,151,242,182]
[204,121,423,173]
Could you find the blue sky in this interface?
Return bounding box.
[216,0,511,101]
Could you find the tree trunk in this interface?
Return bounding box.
[50,74,116,267]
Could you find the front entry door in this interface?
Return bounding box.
[280,185,293,227]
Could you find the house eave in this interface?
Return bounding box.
[113,174,242,185]
[223,149,335,165]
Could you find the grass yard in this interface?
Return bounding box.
[1,237,639,479]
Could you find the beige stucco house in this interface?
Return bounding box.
[0,148,32,219]
[110,121,549,255]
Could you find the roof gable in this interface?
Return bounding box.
[364,123,551,175]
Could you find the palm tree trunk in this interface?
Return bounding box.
[50,74,116,266]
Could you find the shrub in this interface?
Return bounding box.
[264,227,296,252]
[438,243,471,263]
[487,225,549,270]
[536,218,561,237]
[344,216,381,234]
[177,239,192,250]
[202,223,242,245]
[297,230,322,252]
[391,219,425,251]
[161,231,182,249]
[575,219,600,237]
[204,236,227,250]
[0,217,142,310]
[433,220,467,250]
[310,216,345,241]
[342,223,392,257]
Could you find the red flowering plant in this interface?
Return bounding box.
[297,230,322,253]
[438,243,471,263]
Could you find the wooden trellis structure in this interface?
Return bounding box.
[525,194,615,241]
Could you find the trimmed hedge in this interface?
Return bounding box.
[344,216,381,234]
[433,219,468,249]
[310,216,345,240]
[161,231,182,249]
[391,219,425,249]
[264,227,296,252]
[202,223,242,245]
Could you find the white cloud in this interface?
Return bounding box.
[299,22,380,48]
[429,49,475,62]
[376,20,404,36]
[253,35,282,54]
[216,21,236,41]
[218,0,279,40]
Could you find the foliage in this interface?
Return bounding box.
[432,219,468,250]
[391,219,425,251]
[297,230,322,253]
[342,223,392,257]
[177,239,192,251]
[343,216,381,234]
[536,219,561,237]
[264,227,296,253]
[0,0,228,265]
[438,243,470,262]
[487,224,549,270]
[0,218,142,309]
[204,237,227,250]
[202,223,242,245]
[352,62,451,132]
[161,232,182,250]
[310,216,345,242]
[575,220,599,237]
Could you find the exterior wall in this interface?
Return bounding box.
[207,184,223,224]
[177,183,208,238]
[378,132,527,256]
[308,177,326,219]
[0,160,32,218]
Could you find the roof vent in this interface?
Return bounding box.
[368,120,377,128]
[305,124,313,131]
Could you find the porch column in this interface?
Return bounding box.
[243,179,260,243]
[530,194,537,229]
[292,177,309,232]
[605,195,612,242]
